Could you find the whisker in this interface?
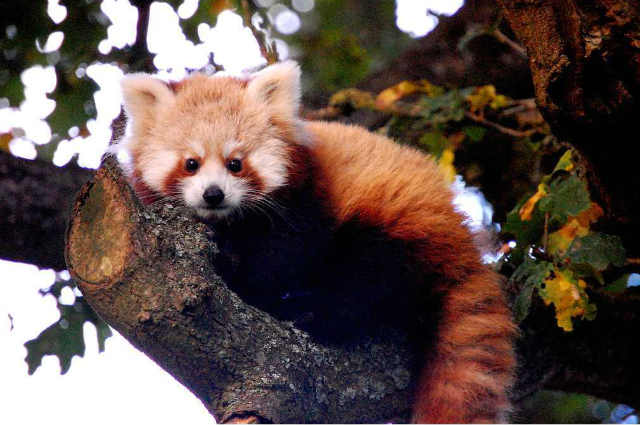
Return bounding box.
[241,189,300,231]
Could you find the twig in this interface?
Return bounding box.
[491,28,528,58]
[543,212,549,252]
[500,98,537,116]
[240,0,278,64]
[307,87,542,139]
[465,111,538,138]
[208,52,225,73]
[626,258,640,266]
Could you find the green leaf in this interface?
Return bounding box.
[566,232,626,271]
[0,75,25,106]
[418,130,447,158]
[46,77,96,142]
[25,305,85,374]
[583,301,597,321]
[603,274,630,294]
[570,263,605,284]
[417,88,471,124]
[538,175,590,223]
[95,318,112,352]
[462,125,487,142]
[503,196,545,255]
[510,257,553,322]
[513,283,535,323]
[511,257,554,287]
[553,149,574,173]
[24,293,111,375]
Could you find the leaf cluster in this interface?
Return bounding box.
[504,151,627,331]
[24,276,112,375]
[327,80,542,186]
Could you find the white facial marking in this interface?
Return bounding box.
[223,139,242,159]
[250,138,288,191]
[181,159,248,219]
[140,149,179,193]
[187,139,206,159]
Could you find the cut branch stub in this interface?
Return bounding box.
[64,159,415,423]
[66,160,136,290]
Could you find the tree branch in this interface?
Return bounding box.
[65,158,415,423]
[64,158,640,421]
[0,151,92,270]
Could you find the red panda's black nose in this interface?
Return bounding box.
[203,185,225,207]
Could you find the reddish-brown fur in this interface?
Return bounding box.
[119,65,516,423]
[304,122,516,423]
[163,159,198,195]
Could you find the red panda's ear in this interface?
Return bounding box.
[121,73,175,133]
[246,61,301,120]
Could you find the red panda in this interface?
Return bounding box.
[116,61,516,423]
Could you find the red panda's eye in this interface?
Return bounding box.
[185,158,199,173]
[227,159,242,173]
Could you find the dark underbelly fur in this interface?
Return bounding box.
[208,188,440,346]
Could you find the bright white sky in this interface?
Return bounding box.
[0,260,212,424]
[0,1,472,424]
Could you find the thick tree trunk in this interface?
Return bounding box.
[498,0,640,254]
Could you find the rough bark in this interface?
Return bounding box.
[0,150,93,270]
[65,158,416,423]
[64,159,640,422]
[498,0,640,254]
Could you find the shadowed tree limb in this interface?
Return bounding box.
[0,150,93,270]
[65,158,416,423]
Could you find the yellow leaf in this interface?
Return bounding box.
[540,268,594,332]
[490,94,510,109]
[466,85,511,113]
[1,133,12,152]
[548,220,587,254]
[375,80,443,110]
[575,202,604,227]
[548,202,604,255]
[329,88,375,109]
[519,184,548,221]
[553,150,575,173]
[437,148,456,183]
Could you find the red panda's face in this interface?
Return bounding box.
[118,61,303,220]
[169,133,291,220]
